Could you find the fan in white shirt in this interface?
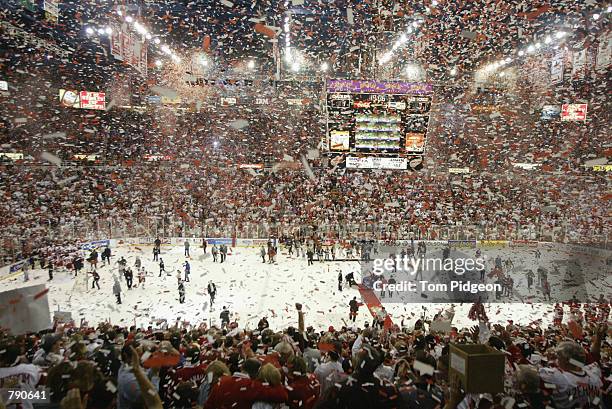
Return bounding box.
[539,340,603,409]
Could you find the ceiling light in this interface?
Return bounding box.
[321,62,329,71]
[593,13,600,20]
[450,67,457,76]
[97,28,105,35]
[85,27,94,35]
[247,60,255,69]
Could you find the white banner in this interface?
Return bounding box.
[550,50,564,84]
[110,22,148,76]
[571,48,588,79]
[0,80,7,91]
[595,31,611,72]
[0,284,52,335]
[346,156,408,170]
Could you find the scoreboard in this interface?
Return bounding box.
[325,79,433,169]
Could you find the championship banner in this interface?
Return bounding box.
[595,31,611,72]
[550,51,564,84]
[110,22,148,76]
[571,48,588,80]
[561,104,588,121]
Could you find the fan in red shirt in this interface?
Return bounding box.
[286,356,320,409]
[166,345,208,400]
[203,358,288,409]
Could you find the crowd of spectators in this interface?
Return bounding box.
[0,303,609,409]
[1,1,610,258]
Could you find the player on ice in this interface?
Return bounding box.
[178,280,186,303]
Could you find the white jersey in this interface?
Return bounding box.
[0,364,42,409]
[539,363,603,408]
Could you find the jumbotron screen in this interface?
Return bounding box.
[325,79,433,169]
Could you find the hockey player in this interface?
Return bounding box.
[337,272,342,292]
[137,267,146,289]
[153,246,160,262]
[159,258,166,277]
[178,281,186,303]
[260,246,266,263]
[90,270,100,290]
[212,245,219,262]
[184,240,190,257]
[526,270,535,290]
[47,260,53,281]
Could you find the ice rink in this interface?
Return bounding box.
[2,242,610,331]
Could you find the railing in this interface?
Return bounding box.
[2,217,609,266]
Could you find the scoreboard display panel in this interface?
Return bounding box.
[325,80,433,168]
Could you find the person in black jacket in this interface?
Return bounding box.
[220,306,230,328]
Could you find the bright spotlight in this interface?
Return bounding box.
[85,27,94,35]
[320,62,329,71]
[247,60,255,69]
[593,13,600,20]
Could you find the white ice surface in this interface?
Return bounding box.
[2,244,610,331]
